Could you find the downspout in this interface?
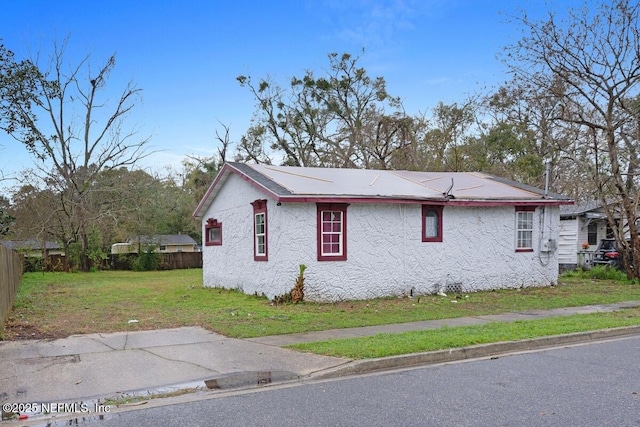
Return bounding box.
[539,160,552,266]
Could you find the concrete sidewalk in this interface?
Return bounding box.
[249,300,640,346]
[1,301,640,423]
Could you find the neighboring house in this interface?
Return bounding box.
[111,234,199,254]
[1,239,64,257]
[558,201,611,271]
[193,162,573,302]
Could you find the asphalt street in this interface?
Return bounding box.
[67,334,640,427]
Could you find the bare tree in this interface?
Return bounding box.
[0,39,150,271]
[184,121,233,204]
[504,0,640,277]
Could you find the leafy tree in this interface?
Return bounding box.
[505,0,640,277]
[422,101,477,172]
[237,51,410,168]
[0,42,41,156]
[0,39,150,271]
[0,195,13,235]
[475,80,590,196]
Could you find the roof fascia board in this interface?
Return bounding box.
[193,163,281,218]
[274,196,572,207]
[192,163,234,218]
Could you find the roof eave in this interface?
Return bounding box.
[193,162,288,219]
[273,195,574,206]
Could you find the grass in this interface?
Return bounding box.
[102,388,199,407]
[3,267,640,343]
[287,309,640,358]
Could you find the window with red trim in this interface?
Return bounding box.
[516,206,535,252]
[205,218,222,246]
[251,200,268,261]
[422,205,443,242]
[317,203,348,261]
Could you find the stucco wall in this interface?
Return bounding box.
[201,174,561,302]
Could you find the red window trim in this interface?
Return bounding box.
[515,206,535,252]
[251,199,268,261]
[317,203,348,261]
[205,218,222,246]
[422,205,443,242]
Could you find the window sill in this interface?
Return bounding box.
[318,255,347,261]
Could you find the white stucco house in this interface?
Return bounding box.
[193,162,573,302]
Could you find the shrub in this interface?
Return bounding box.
[561,265,635,283]
[132,246,160,271]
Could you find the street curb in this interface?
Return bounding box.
[306,325,640,380]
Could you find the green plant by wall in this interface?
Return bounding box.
[272,264,307,304]
[561,265,637,283]
[290,264,306,303]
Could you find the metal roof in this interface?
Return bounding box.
[1,239,61,251]
[560,200,603,217]
[193,162,573,218]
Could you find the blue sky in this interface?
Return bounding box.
[0,0,582,187]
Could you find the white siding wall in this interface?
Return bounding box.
[202,174,561,302]
[559,217,609,269]
[559,218,578,265]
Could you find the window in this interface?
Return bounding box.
[516,207,535,252]
[422,205,443,242]
[205,218,222,246]
[251,200,268,261]
[587,221,598,246]
[317,203,348,261]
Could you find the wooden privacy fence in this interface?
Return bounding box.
[0,245,22,325]
[22,252,203,272]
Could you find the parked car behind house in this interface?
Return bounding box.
[592,238,626,269]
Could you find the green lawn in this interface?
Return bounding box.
[287,309,640,358]
[3,268,640,344]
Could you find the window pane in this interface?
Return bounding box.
[425,211,438,238]
[253,211,267,257]
[516,211,534,249]
[255,213,264,231]
[256,235,265,255]
[587,222,597,245]
[518,231,532,248]
[321,210,343,255]
[319,207,346,259]
[209,227,221,242]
